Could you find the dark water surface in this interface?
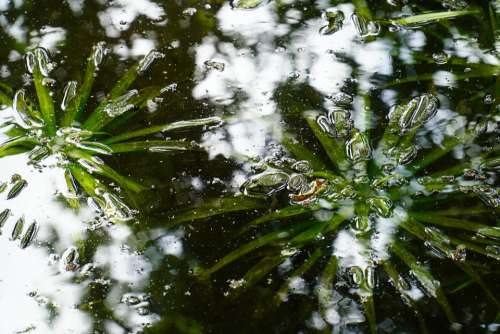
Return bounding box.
[0,0,499,333]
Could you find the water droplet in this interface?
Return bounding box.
[291,160,312,173]
[346,131,371,161]
[441,0,469,10]
[287,173,308,192]
[329,92,353,107]
[365,267,375,289]
[25,52,36,74]
[61,81,77,111]
[351,13,380,39]
[101,192,135,221]
[352,215,371,232]
[104,89,138,117]
[137,306,150,316]
[432,52,449,64]
[11,216,24,240]
[397,144,418,165]
[367,196,393,217]
[25,47,53,76]
[349,266,364,286]
[7,178,28,199]
[137,50,165,74]
[319,10,345,35]
[182,7,197,16]
[391,94,439,132]
[451,244,466,262]
[204,60,225,72]
[62,246,80,271]
[242,171,289,198]
[122,294,141,306]
[317,115,336,137]
[20,221,38,249]
[328,108,352,138]
[91,41,108,67]
[483,94,495,105]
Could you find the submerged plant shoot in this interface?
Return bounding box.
[0,0,498,333]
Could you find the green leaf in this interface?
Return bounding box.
[199,228,294,279]
[108,140,203,153]
[62,43,104,126]
[238,204,316,234]
[64,169,81,209]
[304,111,350,174]
[82,50,164,131]
[410,212,500,239]
[281,132,327,171]
[390,241,456,322]
[31,51,56,135]
[231,255,285,297]
[382,261,429,334]
[274,248,323,307]
[0,136,38,156]
[165,197,268,228]
[103,117,223,144]
[316,255,339,309]
[391,10,479,26]
[67,148,147,193]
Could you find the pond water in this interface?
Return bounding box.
[0,0,499,333]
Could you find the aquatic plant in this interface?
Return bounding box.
[0,45,221,223]
[168,86,499,331]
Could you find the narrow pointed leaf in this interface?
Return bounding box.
[108,140,202,153]
[104,117,223,144]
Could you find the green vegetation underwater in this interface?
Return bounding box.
[0,0,499,333]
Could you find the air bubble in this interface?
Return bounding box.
[367,196,393,217]
[60,81,77,111]
[317,115,336,137]
[62,246,80,271]
[137,50,165,74]
[351,13,380,39]
[346,131,371,161]
[91,41,108,67]
[391,94,439,132]
[432,52,449,65]
[104,90,138,117]
[242,171,289,198]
